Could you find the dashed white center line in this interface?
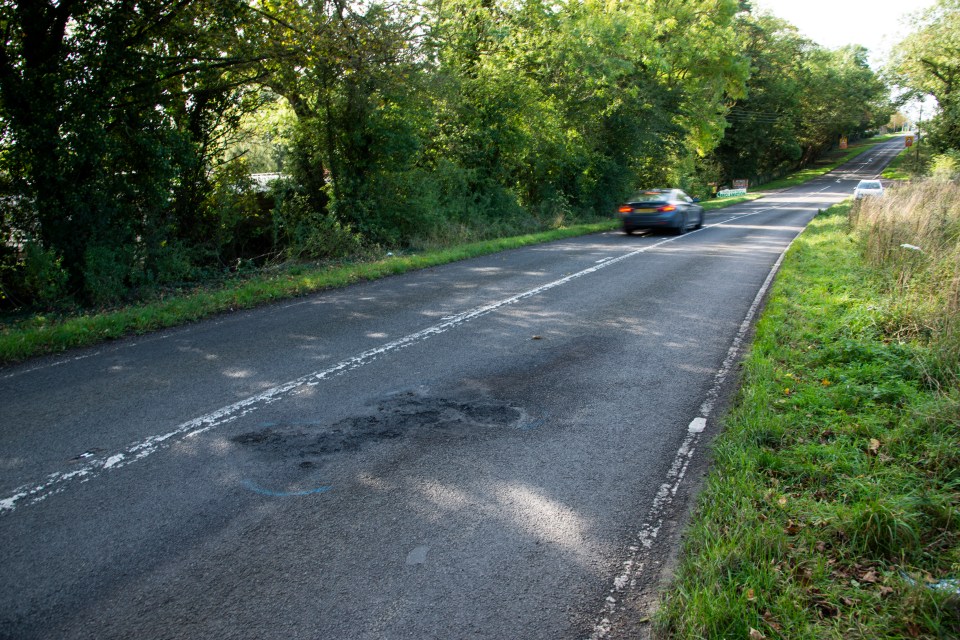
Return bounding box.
[0,232,705,514]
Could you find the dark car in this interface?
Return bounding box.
[617,189,704,235]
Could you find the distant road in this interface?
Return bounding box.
[0,138,904,639]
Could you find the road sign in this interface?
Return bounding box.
[733,179,749,189]
[905,135,914,147]
[839,137,848,149]
[717,188,747,198]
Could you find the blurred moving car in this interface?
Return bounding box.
[617,189,704,235]
[854,179,884,199]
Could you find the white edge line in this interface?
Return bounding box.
[587,231,797,640]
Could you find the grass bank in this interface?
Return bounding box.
[0,222,619,363]
[883,141,932,181]
[657,186,960,638]
[0,136,894,365]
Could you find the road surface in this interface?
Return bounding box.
[0,139,903,639]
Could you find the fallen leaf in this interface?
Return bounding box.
[815,600,839,618]
[785,520,802,535]
[778,496,788,507]
[749,629,766,640]
[762,611,782,631]
[746,588,756,601]
[532,335,542,340]
[860,570,879,584]
[868,438,881,454]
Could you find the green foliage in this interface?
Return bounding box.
[21,243,69,309]
[716,13,891,186]
[929,150,960,180]
[272,189,362,260]
[889,0,960,151]
[0,0,890,312]
[0,0,265,307]
[83,245,134,307]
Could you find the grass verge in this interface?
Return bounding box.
[0,136,896,365]
[0,221,621,363]
[882,142,932,181]
[656,201,960,639]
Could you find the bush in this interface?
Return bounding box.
[83,245,132,306]
[203,161,275,265]
[19,242,70,309]
[272,190,363,260]
[929,151,960,182]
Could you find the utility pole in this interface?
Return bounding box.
[916,103,923,172]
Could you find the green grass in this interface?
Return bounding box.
[0,136,896,365]
[703,194,766,209]
[656,202,960,639]
[882,141,932,180]
[1,222,624,363]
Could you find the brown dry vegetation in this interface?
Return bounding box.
[850,180,960,389]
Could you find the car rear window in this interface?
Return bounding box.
[859,181,881,189]
[628,191,670,202]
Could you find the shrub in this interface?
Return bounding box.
[929,151,960,182]
[83,245,132,306]
[273,191,362,260]
[19,242,70,309]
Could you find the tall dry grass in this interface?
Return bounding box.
[849,179,960,389]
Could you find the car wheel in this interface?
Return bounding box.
[694,210,704,229]
[624,227,634,235]
[675,212,687,235]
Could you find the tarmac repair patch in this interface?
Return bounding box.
[231,391,530,462]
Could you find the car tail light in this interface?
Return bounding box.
[618,206,633,213]
[658,205,676,212]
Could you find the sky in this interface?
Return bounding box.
[752,0,937,66]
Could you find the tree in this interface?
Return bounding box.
[715,11,890,186]
[0,0,263,304]
[889,0,960,150]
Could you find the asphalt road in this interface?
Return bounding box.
[0,138,904,639]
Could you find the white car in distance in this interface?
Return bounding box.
[854,179,884,199]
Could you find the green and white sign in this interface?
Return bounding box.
[717,188,747,198]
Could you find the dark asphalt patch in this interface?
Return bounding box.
[231,392,525,461]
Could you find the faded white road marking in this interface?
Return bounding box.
[1,233,693,514]
[588,231,795,639]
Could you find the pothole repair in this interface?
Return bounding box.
[231,391,528,461]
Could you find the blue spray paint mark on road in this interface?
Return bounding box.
[518,419,545,431]
[518,411,551,431]
[242,479,333,497]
